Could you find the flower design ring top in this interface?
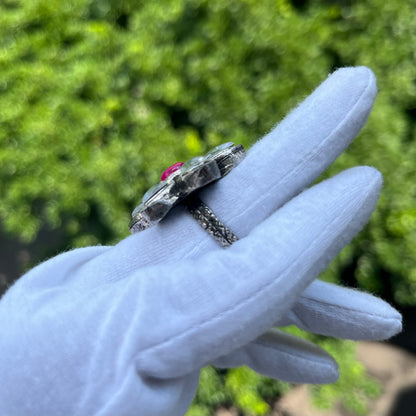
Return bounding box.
[129,142,246,246]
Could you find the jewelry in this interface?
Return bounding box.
[129,142,246,247]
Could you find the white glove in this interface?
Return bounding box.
[0,67,401,416]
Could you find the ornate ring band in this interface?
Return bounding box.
[129,142,246,247]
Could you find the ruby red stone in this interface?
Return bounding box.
[161,162,184,181]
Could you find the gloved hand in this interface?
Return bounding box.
[0,67,402,416]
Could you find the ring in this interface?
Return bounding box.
[129,142,246,247]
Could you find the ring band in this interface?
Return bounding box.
[129,142,245,247]
[184,194,238,248]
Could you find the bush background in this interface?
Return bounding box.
[0,0,414,414]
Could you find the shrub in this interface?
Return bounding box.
[0,0,414,414]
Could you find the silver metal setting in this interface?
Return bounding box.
[129,142,246,247]
[184,194,239,248]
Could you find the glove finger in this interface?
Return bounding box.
[277,279,402,340]
[129,166,382,378]
[103,66,377,276]
[212,328,338,384]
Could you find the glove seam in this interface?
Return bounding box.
[299,297,400,321]
[252,339,335,368]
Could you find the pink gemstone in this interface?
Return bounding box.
[161,162,184,181]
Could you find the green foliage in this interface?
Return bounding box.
[285,327,381,416]
[0,0,414,415]
[187,366,291,416]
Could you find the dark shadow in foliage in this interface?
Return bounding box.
[390,307,416,355]
[389,384,416,416]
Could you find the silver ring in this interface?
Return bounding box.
[129,142,246,247]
